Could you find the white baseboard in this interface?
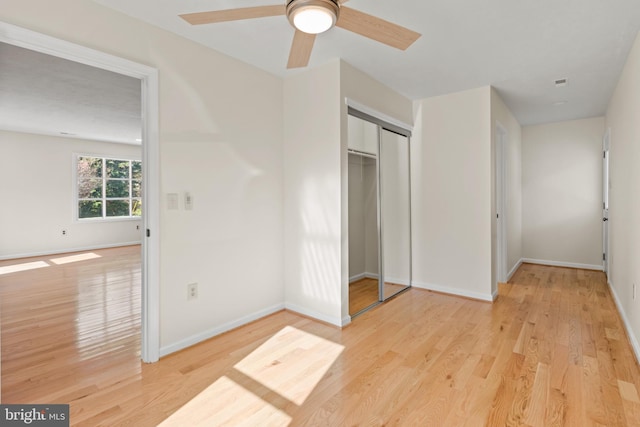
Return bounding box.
[349,272,379,283]
[507,259,523,281]
[349,273,366,283]
[607,279,640,365]
[284,302,344,327]
[159,303,285,357]
[0,241,142,261]
[385,276,411,287]
[342,315,352,327]
[412,281,495,302]
[521,258,603,271]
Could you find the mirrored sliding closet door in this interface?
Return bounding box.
[379,128,411,300]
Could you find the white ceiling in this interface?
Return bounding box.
[0,42,141,144]
[2,1,639,144]
[91,0,640,126]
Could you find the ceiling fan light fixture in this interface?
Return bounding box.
[287,0,340,34]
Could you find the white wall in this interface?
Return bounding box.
[521,117,604,269]
[283,60,343,326]
[284,60,413,326]
[0,130,142,259]
[605,32,640,360]
[412,87,494,301]
[1,0,284,353]
[491,89,523,282]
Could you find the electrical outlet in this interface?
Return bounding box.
[62,229,67,236]
[187,283,198,300]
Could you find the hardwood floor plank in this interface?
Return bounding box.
[583,355,608,425]
[562,364,585,426]
[546,387,567,427]
[524,362,550,427]
[596,345,629,426]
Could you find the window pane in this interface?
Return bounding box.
[106,179,130,198]
[132,161,142,180]
[77,157,102,178]
[132,199,142,216]
[132,180,142,197]
[106,200,130,217]
[79,200,102,218]
[106,159,130,179]
[78,179,102,199]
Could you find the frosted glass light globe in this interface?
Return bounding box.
[293,6,336,34]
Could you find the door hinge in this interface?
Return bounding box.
[603,253,606,261]
[146,229,151,237]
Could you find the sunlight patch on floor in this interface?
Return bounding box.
[234,325,344,405]
[157,375,292,427]
[158,326,344,426]
[49,252,101,265]
[0,260,49,275]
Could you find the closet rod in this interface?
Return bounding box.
[348,148,377,159]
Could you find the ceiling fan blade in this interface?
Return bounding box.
[336,6,421,50]
[180,5,285,25]
[287,30,316,69]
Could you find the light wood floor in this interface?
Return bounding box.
[1,246,141,405]
[348,277,407,315]
[3,254,640,425]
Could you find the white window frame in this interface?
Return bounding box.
[74,153,142,222]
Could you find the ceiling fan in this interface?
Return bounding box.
[179,0,421,69]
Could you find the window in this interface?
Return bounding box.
[76,156,142,220]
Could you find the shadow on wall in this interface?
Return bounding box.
[300,175,341,308]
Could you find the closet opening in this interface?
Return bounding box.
[347,108,412,318]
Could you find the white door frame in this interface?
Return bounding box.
[0,22,161,362]
[602,128,611,276]
[495,122,508,283]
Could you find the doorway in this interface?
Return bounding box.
[0,22,160,362]
[603,128,610,275]
[495,122,508,284]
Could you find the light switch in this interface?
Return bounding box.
[167,193,179,210]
